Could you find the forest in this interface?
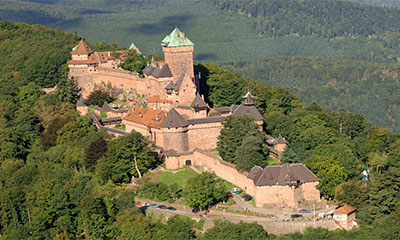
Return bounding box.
[0,21,399,239]
[219,56,400,132]
[214,0,400,38]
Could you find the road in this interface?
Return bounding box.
[143,203,338,235]
[231,194,337,220]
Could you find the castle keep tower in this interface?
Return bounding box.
[162,27,195,79]
[71,39,93,61]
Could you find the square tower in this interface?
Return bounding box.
[161,28,194,79]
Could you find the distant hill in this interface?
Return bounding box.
[351,0,400,7]
[219,57,400,132]
[0,0,398,63]
[1,0,400,131]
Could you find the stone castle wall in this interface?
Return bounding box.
[300,181,320,201]
[176,107,207,119]
[71,67,173,99]
[188,122,223,150]
[254,185,299,207]
[165,149,255,195]
[165,149,320,207]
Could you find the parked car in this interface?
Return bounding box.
[149,204,158,208]
[242,194,252,201]
[135,201,141,205]
[140,202,149,207]
[291,214,303,219]
[232,188,243,194]
[167,207,176,211]
[300,209,310,213]
[158,205,167,210]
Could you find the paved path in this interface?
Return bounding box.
[231,194,337,220]
[143,203,338,235]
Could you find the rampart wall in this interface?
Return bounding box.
[165,149,320,207]
[300,182,320,201]
[188,122,223,150]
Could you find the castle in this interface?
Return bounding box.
[70,28,320,207]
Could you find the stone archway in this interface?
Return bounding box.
[185,160,192,166]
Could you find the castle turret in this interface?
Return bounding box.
[71,39,93,61]
[161,27,194,79]
[160,108,189,152]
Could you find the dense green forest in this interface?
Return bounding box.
[219,57,400,132]
[0,0,398,63]
[1,0,400,133]
[351,0,400,7]
[0,21,399,239]
[214,0,400,38]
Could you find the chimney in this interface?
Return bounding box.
[155,115,159,121]
[182,32,186,40]
[139,112,142,118]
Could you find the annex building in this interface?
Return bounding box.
[70,28,320,207]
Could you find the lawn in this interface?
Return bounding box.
[151,167,197,188]
[267,157,280,166]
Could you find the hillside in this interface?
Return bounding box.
[219,57,400,132]
[0,0,398,63]
[0,21,399,239]
[351,0,400,7]
[0,21,78,102]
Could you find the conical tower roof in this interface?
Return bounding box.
[71,39,93,55]
[129,42,138,50]
[161,27,194,47]
[161,108,188,128]
[190,94,207,109]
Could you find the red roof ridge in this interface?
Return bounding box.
[334,205,356,214]
[72,39,93,55]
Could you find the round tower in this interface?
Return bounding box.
[160,108,189,152]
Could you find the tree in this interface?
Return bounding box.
[217,115,262,164]
[86,89,114,106]
[154,215,196,240]
[109,210,158,240]
[40,115,73,150]
[368,152,389,174]
[55,75,80,104]
[17,82,41,106]
[183,172,227,211]
[305,155,347,198]
[96,132,158,183]
[234,135,267,172]
[197,63,248,107]
[85,138,108,169]
[79,194,111,239]
[367,167,400,222]
[202,220,268,240]
[121,50,147,74]
[335,180,369,209]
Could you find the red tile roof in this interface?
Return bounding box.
[72,39,93,55]
[334,205,356,214]
[122,106,166,128]
[148,95,172,104]
[68,59,98,65]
